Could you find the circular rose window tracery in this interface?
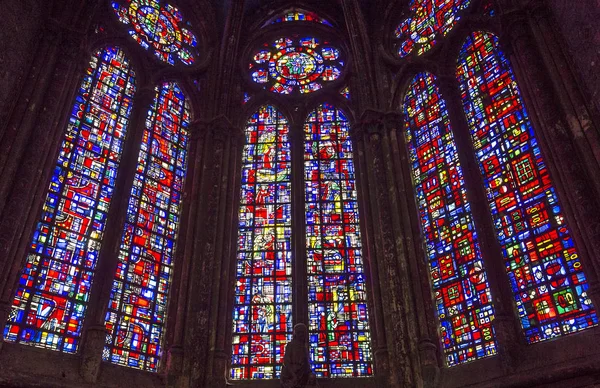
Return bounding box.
[112,0,199,66]
[249,36,344,95]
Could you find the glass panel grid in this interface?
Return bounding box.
[395,0,472,58]
[231,106,293,380]
[457,31,598,343]
[103,82,191,372]
[404,73,497,366]
[304,103,373,378]
[3,47,136,353]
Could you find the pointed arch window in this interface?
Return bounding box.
[3,47,136,353]
[103,81,191,371]
[231,105,293,380]
[403,73,497,366]
[456,31,597,343]
[304,103,373,377]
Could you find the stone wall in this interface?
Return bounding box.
[0,0,42,135]
[548,0,600,112]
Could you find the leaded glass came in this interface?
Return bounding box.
[304,104,373,377]
[403,72,497,366]
[395,0,471,58]
[103,81,191,371]
[457,31,598,343]
[231,105,294,379]
[112,0,199,66]
[3,47,136,353]
[249,36,344,95]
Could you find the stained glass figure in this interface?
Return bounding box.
[304,104,373,377]
[231,105,293,379]
[457,31,598,343]
[403,73,497,366]
[103,82,191,371]
[249,36,344,95]
[112,0,199,66]
[395,0,472,58]
[3,47,136,352]
[268,8,333,26]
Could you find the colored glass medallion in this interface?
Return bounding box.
[249,36,344,95]
[395,0,471,58]
[268,8,333,26]
[103,82,191,371]
[457,31,597,343]
[231,106,293,379]
[404,73,497,366]
[3,47,136,352]
[304,104,373,377]
[340,86,350,100]
[112,0,199,66]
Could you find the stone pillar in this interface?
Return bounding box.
[78,87,156,383]
[500,7,600,308]
[354,110,423,387]
[179,117,243,388]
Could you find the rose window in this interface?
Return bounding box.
[112,0,199,66]
[249,36,344,95]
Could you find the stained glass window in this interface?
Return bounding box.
[340,86,350,100]
[268,8,333,26]
[457,31,598,343]
[403,73,496,366]
[304,103,373,377]
[394,0,472,58]
[231,105,293,379]
[112,0,199,66]
[3,47,136,352]
[102,82,190,371]
[249,36,344,95]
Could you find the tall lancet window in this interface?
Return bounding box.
[304,103,373,377]
[403,73,496,366]
[231,105,294,379]
[457,31,598,343]
[103,82,191,371]
[3,47,136,353]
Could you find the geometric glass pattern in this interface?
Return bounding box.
[304,103,373,377]
[249,36,344,95]
[3,47,136,353]
[395,0,471,58]
[112,0,199,66]
[457,31,598,343]
[103,82,191,371]
[231,106,293,379]
[403,73,497,366]
[269,8,333,26]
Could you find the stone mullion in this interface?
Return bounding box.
[500,14,600,308]
[387,121,441,386]
[352,131,389,383]
[78,87,156,383]
[438,76,522,369]
[524,3,600,198]
[0,36,85,335]
[357,117,415,387]
[165,126,208,382]
[181,125,219,387]
[206,126,244,386]
[291,122,308,328]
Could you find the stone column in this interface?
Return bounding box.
[499,6,600,308]
[354,110,423,387]
[179,117,243,388]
